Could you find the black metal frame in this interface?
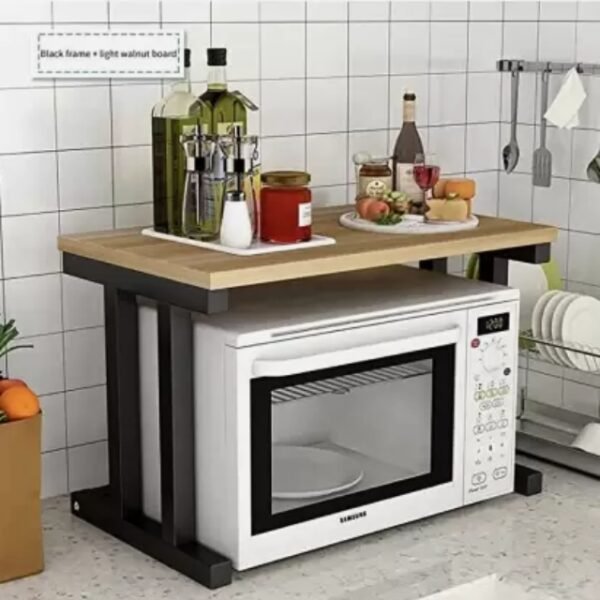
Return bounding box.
[250,346,455,535]
[62,240,550,589]
[65,254,233,589]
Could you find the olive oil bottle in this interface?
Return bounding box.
[152,49,209,234]
[199,48,248,135]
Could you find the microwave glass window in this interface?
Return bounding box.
[270,358,433,515]
[250,346,455,534]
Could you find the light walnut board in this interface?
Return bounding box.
[58,206,557,291]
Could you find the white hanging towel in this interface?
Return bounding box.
[544,67,587,129]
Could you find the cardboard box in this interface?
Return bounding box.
[0,413,44,582]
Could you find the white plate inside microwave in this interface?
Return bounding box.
[272,445,364,500]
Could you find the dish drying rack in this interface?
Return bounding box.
[518,333,600,477]
[271,361,431,404]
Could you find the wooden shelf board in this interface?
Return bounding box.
[58,207,557,291]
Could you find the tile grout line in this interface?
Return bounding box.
[345,2,351,203]
[107,0,117,231]
[49,0,70,494]
[304,1,308,173]
[496,0,506,219]
[385,1,392,159]
[463,2,471,178]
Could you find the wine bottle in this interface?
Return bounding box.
[152,49,210,234]
[199,48,248,135]
[392,91,425,203]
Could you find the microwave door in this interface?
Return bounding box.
[250,327,460,535]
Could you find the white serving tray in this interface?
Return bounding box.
[339,211,479,235]
[141,228,336,256]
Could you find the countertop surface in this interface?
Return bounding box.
[3,458,597,600]
[58,208,557,291]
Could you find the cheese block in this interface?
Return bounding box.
[426,198,470,222]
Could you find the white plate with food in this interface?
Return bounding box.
[339,212,479,235]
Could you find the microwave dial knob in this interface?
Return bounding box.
[481,342,505,373]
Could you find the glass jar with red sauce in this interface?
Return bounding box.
[260,171,312,243]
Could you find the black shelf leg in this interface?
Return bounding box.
[157,304,196,547]
[478,244,551,497]
[104,286,142,518]
[419,258,448,274]
[71,285,233,590]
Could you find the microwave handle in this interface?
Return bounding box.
[252,327,460,378]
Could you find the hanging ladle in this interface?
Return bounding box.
[502,64,521,173]
[587,148,600,183]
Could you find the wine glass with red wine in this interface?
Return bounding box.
[413,153,440,202]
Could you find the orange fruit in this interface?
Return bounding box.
[0,386,40,421]
[0,378,27,395]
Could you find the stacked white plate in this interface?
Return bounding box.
[531,290,600,371]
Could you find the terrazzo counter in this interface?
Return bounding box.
[3,458,595,600]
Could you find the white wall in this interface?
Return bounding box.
[0,0,596,497]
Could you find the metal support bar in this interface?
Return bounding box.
[104,286,142,519]
[498,58,600,76]
[157,304,196,547]
[63,253,229,314]
[71,487,232,589]
[419,258,448,274]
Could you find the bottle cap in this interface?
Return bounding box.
[184,48,191,68]
[207,48,227,66]
[403,90,416,101]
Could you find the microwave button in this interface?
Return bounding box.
[485,422,497,432]
[499,418,510,429]
[471,472,487,485]
[493,467,508,480]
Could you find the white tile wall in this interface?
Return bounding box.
[1,1,599,498]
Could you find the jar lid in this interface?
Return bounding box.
[363,156,390,165]
[261,170,311,187]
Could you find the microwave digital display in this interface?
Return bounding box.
[477,313,510,336]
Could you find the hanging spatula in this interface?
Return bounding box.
[532,67,552,187]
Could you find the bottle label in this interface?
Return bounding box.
[395,163,424,203]
[359,175,392,198]
[298,203,312,227]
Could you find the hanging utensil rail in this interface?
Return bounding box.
[498,59,600,75]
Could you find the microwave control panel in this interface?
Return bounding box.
[464,302,518,505]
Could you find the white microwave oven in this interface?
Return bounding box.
[138,266,520,571]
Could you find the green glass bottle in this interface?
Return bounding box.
[199,48,248,135]
[151,49,210,234]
